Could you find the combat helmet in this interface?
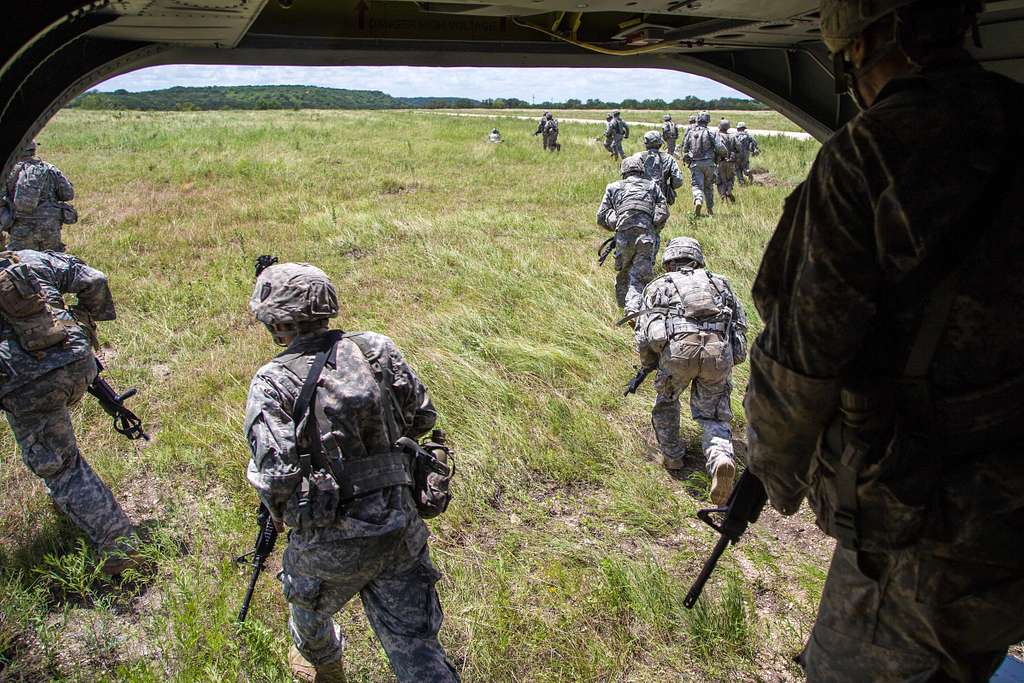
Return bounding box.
[688,115,697,124]
[612,109,622,116]
[662,236,705,268]
[250,262,339,345]
[663,114,672,121]
[737,122,747,130]
[20,139,37,158]
[819,0,920,54]
[643,130,663,149]
[719,119,731,131]
[620,155,645,178]
[697,111,711,125]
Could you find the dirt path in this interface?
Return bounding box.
[412,110,814,141]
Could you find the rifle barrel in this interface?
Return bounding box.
[684,534,731,609]
[237,558,262,623]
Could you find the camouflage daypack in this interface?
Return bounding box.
[0,253,68,353]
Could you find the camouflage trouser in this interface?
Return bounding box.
[735,155,751,184]
[603,136,614,154]
[8,218,64,252]
[651,349,734,472]
[666,138,678,156]
[689,160,716,212]
[281,523,460,682]
[613,226,655,315]
[1,356,133,549]
[611,135,626,160]
[801,546,1024,682]
[543,131,559,151]
[716,160,736,198]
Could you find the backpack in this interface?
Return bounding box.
[0,255,68,353]
[276,332,453,527]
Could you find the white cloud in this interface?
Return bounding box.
[94,65,748,102]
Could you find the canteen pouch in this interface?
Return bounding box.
[59,203,78,225]
[404,436,454,519]
[639,314,668,354]
[0,261,67,351]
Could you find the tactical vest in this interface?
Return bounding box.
[637,268,731,352]
[0,255,69,353]
[640,151,667,184]
[663,123,679,139]
[613,178,656,223]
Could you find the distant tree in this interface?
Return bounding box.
[564,98,582,108]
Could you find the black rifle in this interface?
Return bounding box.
[236,503,279,623]
[597,236,615,266]
[87,358,149,441]
[623,366,654,396]
[684,470,767,608]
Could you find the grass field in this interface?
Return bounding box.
[0,108,829,682]
[439,109,804,133]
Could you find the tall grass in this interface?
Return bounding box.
[0,109,824,681]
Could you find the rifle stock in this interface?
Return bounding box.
[684,470,767,608]
[87,358,149,441]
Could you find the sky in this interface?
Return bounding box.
[95,65,748,102]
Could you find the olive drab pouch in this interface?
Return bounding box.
[406,430,454,519]
[59,203,78,225]
[0,258,68,352]
[662,268,732,375]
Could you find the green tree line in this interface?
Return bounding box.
[69,85,765,112]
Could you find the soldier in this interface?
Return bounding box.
[733,122,760,185]
[632,237,747,504]
[682,115,698,146]
[682,111,728,217]
[714,119,739,202]
[596,156,668,317]
[543,112,561,152]
[488,128,502,143]
[743,1,1024,681]
[610,110,630,160]
[661,114,680,156]
[0,249,137,574]
[2,140,77,252]
[601,113,616,156]
[245,263,460,683]
[632,131,684,258]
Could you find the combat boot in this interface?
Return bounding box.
[289,646,346,683]
[710,460,735,505]
[694,199,703,217]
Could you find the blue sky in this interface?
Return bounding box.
[95,65,747,102]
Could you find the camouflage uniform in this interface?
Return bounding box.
[634,240,747,493]
[662,117,680,156]
[682,119,728,215]
[245,265,458,682]
[602,116,615,155]
[610,113,629,160]
[0,250,132,549]
[744,52,1024,682]
[542,116,560,152]
[734,126,760,184]
[713,123,739,201]
[596,159,668,315]
[4,156,75,252]
[633,140,684,259]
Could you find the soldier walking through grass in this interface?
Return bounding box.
[662,114,680,156]
[631,237,747,504]
[682,112,728,216]
[632,131,684,259]
[713,119,739,203]
[245,262,459,683]
[733,123,760,185]
[2,140,77,252]
[0,250,138,575]
[597,156,668,317]
[609,110,629,160]
[743,0,1024,680]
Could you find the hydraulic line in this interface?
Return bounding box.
[511,16,686,55]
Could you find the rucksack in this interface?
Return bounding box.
[0,255,68,353]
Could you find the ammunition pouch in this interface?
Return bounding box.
[0,260,68,352]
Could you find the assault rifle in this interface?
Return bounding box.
[254,254,278,278]
[597,236,615,266]
[684,470,767,608]
[663,167,677,206]
[623,366,654,396]
[236,503,279,623]
[88,358,149,441]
